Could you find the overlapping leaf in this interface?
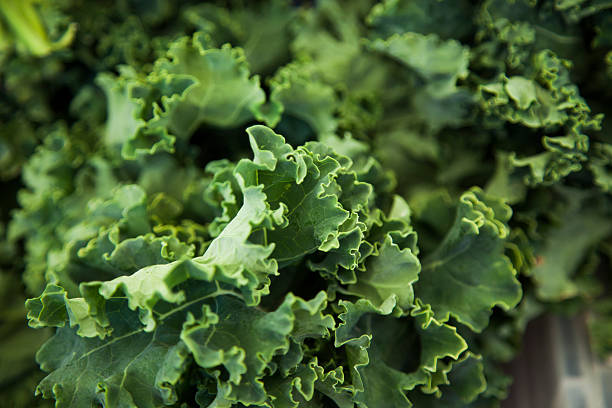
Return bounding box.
[5,1,612,407]
[415,188,522,332]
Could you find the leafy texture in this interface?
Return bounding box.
[3,0,612,407]
[416,189,522,332]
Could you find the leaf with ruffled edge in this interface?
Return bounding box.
[304,141,376,284]
[34,294,207,408]
[415,188,522,332]
[408,353,486,407]
[27,284,110,339]
[183,0,295,75]
[103,33,279,159]
[27,125,374,407]
[145,34,277,135]
[367,32,473,132]
[235,126,350,266]
[334,296,467,407]
[347,233,420,311]
[28,172,288,405]
[480,51,603,185]
[33,286,334,408]
[183,291,334,406]
[267,63,339,137]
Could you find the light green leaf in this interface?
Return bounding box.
[368,32,469,92]
[268,64,339,136]
[504,76,537,110]
[148,34,273,135]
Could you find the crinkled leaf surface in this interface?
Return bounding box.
[415,189,522,332]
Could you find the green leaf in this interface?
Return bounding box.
[407,353,486,406]
[149,34,273,134]
[184,1,295,75]
[109,34,280,158]
[479,50,602,185]
[530,189,612,300]
[268,64,339,136]
[35,297,196,408]
[367,0,475,40]
[589,142,612,192]
[335,297,468,407]
[236,126,350,265]
[96,71,176,160]
[368,32,469,93]
[26,284,109,338]
[411,301,468,373]
[348,234,420,311]
[415,188,522,332]
[504,76,537,110]
[81,185,282,333]
[182,296,292,405]
[308,214,372,285]
[0,0,76,56]
[367,32,474,131]
[182,292,333,406]
[264,358,319,408]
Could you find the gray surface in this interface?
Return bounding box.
[502,314,611,408]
